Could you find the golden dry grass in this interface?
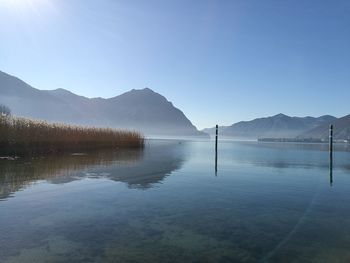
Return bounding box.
[0,116,144,156]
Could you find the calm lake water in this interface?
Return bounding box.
[1,140,350,263]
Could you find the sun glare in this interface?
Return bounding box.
[5,0,32,7]
[1,0,57,23]
[5,0,45,6]
[2,0,53,12]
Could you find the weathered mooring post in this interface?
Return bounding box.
[329,124,333,186]
[215,124,218,174]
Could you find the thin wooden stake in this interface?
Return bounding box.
[329,124,333,186]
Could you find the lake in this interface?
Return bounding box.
[1,140,350,263]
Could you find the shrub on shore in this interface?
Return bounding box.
[0,116,144,156]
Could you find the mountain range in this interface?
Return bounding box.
[300,114,350,140]
[2,70,349,141]
[203,113,350,140]
[0,71,207,138]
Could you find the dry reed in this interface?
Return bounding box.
[0,116,144,156]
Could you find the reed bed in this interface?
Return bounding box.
[0,116,144,156]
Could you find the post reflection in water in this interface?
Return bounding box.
[215,124,218,175]
[215,150,218,176]
[329,154,333,186]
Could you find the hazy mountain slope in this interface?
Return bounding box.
[204,114,337,139]
[201,126,229,136]
[99,88,201,135]
[0,71,207,137]
[300,114,350,140]
[0,72,99,124]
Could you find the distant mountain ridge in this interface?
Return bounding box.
[0,71,207,138]
[300,114,350,140]
[203,114,338,139]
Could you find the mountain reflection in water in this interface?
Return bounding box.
[0,140,187,200]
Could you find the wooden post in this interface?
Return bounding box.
[215,125,218,174]
[329,124,333,186]
[329,124,333,160]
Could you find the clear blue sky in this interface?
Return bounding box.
[0,0,349,129]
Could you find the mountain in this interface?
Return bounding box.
[203,114,337,139]
[0,71,208,138]
[300,114,350,140]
